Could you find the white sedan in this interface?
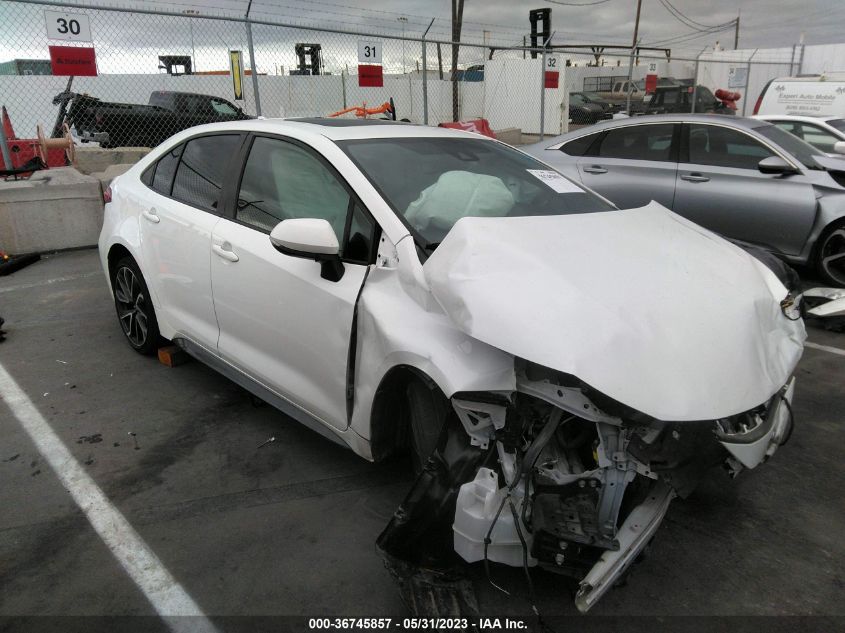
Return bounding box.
[99,118,804,613]
[754,114,845,155]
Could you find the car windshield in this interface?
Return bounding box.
[827,119,845,133]
[582,91,603,101]
[339,137,614,247]
[755,123,827,169]
[570,93,587,105]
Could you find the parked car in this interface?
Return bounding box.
[753,73,845,117]
[571,91,621,117]
[100,118,804,613]
[526,114,845,286]
[60,90,251,148]
[754,114,845,155]
[642,84,735,115]
[568,92,609,125]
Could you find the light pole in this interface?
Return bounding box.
[398,16,408,74]
[182,9,199,73]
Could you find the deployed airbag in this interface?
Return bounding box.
[405,171,514,234]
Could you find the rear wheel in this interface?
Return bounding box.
[407,380,449,475]
[112,256,161,355]
[815,220,845,287]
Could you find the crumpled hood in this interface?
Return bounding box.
[423,202,806,421]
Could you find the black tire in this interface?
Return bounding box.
[814,220,845,287]
[111,256,161,355]
[406,380,449,475]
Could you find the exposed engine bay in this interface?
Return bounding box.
[378,359,796,615]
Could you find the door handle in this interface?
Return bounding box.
[212,242,239,262]
[141,208,160,223]
[680,173,710,183]
[583,165,608,174]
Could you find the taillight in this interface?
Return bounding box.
[103,186,112,203]
[752,94,764,115]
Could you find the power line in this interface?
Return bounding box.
[656,0,736,31]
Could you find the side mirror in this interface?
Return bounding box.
[269,218,344,281]
[758,156,798,176]
[833,141,845,155]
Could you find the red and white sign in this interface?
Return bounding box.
[358,64,383,88]
[49,45,97,76]
[544,71,559,89]
[645,73,658,93]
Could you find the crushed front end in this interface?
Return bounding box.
[378,359,796,614]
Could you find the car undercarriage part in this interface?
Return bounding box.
[379,359,797,614]
[802,287,845,332]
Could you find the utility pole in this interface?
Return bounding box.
[451,0,465,122]
[626,0,643,116]
[631,0,643,56]
[398,16,408,73]
[245,0,261,116]
[734,10,741,49]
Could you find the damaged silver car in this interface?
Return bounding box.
[99,118,805,614]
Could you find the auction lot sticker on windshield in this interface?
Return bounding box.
[527,169,584,193]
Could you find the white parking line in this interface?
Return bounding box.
[0,363,218,632]
[0,271,100,294]
[805,341,845,357]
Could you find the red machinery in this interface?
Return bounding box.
[1,106,75,174]
[714,89,742,111]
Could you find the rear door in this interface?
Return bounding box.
[575,122,680,208]
[210,134,379,431]
[137,133,243,347]
[673,122,817,255]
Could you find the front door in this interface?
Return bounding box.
[673,123,817,255]
[211,135,378,430]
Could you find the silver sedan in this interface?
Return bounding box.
[526,114,845,286]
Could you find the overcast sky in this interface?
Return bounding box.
[58,0,845,55]
[2,0,844,73]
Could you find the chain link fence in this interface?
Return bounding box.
[0,0,582,153]
[0,0,815,159]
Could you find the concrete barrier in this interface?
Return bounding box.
[74,146,150,175]
[0,168,104,254]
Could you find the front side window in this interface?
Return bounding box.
[211,99,238,115]
[171,134,240,211]
[794,122,841,153]
[236,137,351,244]
[596,124,676,161]
[687,124,774,170]
[340,137,614,246]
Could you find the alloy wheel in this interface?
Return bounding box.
[114,266,149,347]
[820,227,845,287]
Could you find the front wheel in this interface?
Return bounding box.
[112,256,161,355]
[407,380,449,475]
[815,221,845,287]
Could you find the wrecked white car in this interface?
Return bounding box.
[99,118,805,614]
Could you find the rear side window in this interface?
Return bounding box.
[688,124,774,170]
[151,144,183,195]
[596,124,676,161]
[171,134,241,212]
[560,132,601,156]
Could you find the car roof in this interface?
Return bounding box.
[754,114,842,123]
[547,114,767,143]
[162,117,483,142]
